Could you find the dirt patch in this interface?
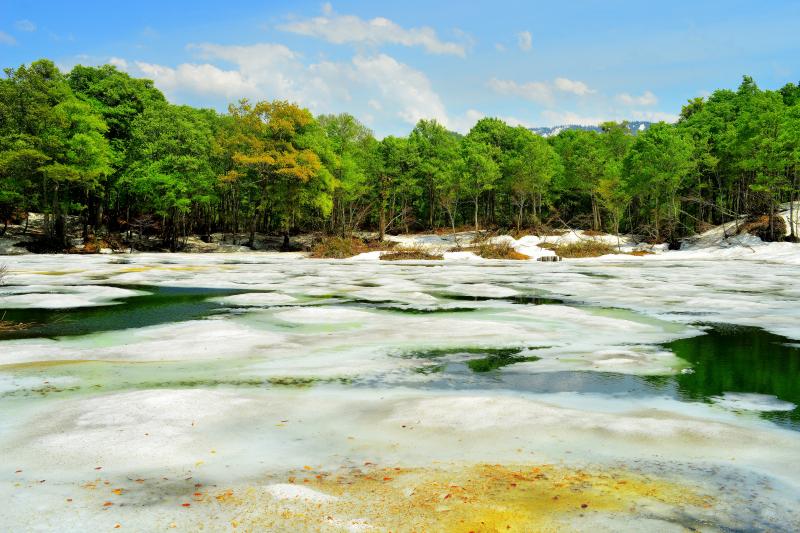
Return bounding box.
[738,215,786,242]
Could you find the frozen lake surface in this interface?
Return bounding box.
[1,253,799,531]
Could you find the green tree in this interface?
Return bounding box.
[459,137,500,231]
[123,103,216,250]
[409,119,459,229]
[551,130,606,230]
[624,123,695,241]
[317,113,375,234]
[504,127,561,231]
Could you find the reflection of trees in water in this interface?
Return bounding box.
[669,325,800,427]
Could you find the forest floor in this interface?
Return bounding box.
[2,203,799,261]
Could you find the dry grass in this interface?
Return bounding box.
[68,236,126,254]
[542,240,616,258]
[310,236,396,259]
[0,266,31,332]
[0,315,31,332]
[470,241,530,260]
[433,225,475,235]
[380,244,443,261]
[310,236,365,258]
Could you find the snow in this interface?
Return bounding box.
[711,393,797,412]
[2,246,800,529]
[212,292,298,307]
[265,484,338,502]
[0,284,145,309]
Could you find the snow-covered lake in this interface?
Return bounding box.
[1,253,799,531]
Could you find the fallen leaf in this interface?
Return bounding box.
[181,503,191,507]
[103,502,113,507]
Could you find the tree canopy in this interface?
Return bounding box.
[1,60,798,247]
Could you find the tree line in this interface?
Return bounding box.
[1,59,798,250]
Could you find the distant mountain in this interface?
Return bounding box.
[529,121,652,137]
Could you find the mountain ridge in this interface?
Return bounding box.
[529,121,652,137]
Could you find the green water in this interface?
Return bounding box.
[670,324,800,426]
[0,285,249,340]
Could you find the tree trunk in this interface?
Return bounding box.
[474,197,479,232]
[379,201,386,241]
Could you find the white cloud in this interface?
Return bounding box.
[616,90,658,106]
[489,78,552,104]
[352,54,448,125]
[554,77,595,96]
[494,43,506,52]
[135,61,256,98]
[279,5,466,56]
[449,109,485,133]
[0,31,17,46]
[15,19,36,32]
[109,57,129,71]
[517,31,532,52]
[499,115,534,128]
[488,77,595,103]
[126,42,457,134]
[541,110,611,126]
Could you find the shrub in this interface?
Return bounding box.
[380,244,443,261]
[310,236,396,258]
[310,236,367,258]
[545,240,616,258]
[471,241,530,260]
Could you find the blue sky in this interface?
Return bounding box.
[1,0,799,136]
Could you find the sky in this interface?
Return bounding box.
[1,0,799,137]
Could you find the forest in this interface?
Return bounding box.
[1,59,799,250]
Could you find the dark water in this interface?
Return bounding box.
[0,285,249,340]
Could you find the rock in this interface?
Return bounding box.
[99,248,113,254]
